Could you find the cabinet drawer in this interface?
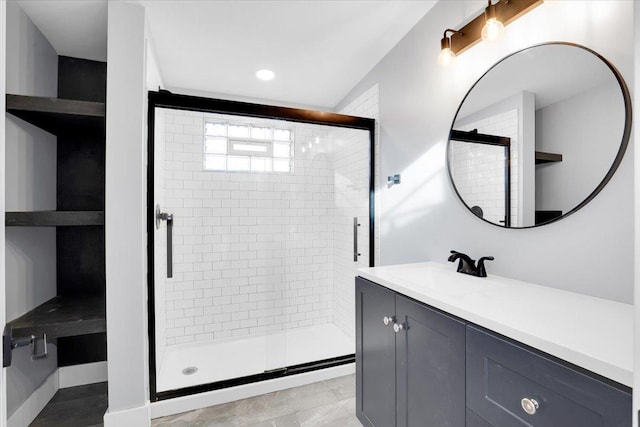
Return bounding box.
[466,326,631,427]
[467,409,492,427]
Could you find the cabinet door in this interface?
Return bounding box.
[356,277,397,427]
[395,295,465,427]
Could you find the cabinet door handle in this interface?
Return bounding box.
[521,398,539,415]
[393,322,406,333]
[383,316,395,326]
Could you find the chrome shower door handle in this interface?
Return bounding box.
[353,217,361,262]
[156,204,174,278]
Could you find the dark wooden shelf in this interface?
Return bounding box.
[30,382,108,427]
[6,94,105,135]
[6,294,105,340]
[535,210,563,225]
[535,151,563,164]
[5,211,104,227]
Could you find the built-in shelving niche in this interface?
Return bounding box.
[534,151,563,224]
[3,56,107,372]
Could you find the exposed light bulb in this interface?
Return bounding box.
[438,33,457,67]
[481,17,504,42]
[438,47,456,67]
[481,1,504,43]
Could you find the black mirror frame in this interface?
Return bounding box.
[446,41,632,229]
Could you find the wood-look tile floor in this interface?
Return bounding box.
[152,374,362,427]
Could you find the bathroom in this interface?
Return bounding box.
[1,0,639,426]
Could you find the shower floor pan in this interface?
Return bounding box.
[157,323,353,392]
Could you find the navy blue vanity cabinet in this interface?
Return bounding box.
[467,409,494,427]
[466,326,632,427]
[356,277,466,427]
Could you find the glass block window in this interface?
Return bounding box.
[204,121,293,173]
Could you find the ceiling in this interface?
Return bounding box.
[17,0,108,63]
[17,1,437,109]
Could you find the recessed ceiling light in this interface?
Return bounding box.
[256,69,275,81]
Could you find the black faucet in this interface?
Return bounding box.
[448,250,494,277]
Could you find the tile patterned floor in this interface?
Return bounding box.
[152,375,361,427]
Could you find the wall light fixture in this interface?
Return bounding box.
[481,0,505,42]
[438,29,461,67]
[438,0,543,66]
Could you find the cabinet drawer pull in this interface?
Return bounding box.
[521,398,539,415]
[383,316,395,326]
[393,322,405,333]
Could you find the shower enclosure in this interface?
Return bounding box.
[147,92,374,400]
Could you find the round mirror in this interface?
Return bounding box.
[447,43,631,228]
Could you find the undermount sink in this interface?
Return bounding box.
[359,261,508,298]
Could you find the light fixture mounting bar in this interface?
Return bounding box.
[450,0,543,55]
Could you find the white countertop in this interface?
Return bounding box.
[358,262,633,387]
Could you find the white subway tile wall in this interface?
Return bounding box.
[450,109,518,225]
[334,84,379,340]
[155,105,374,347]
[154,108,168,369]
[338,84,380,265]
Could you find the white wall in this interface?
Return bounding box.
[4,0,58,417]
[1,2,6,425]
[104,2,150,425]
[632,2,640,425]
[336,0,634,303]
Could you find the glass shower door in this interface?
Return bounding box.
[153,108,293,391]
[280,123,371,368]
[149,99,374,397]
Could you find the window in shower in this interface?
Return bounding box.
[148,92,374,400]
[204,120,294,173]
